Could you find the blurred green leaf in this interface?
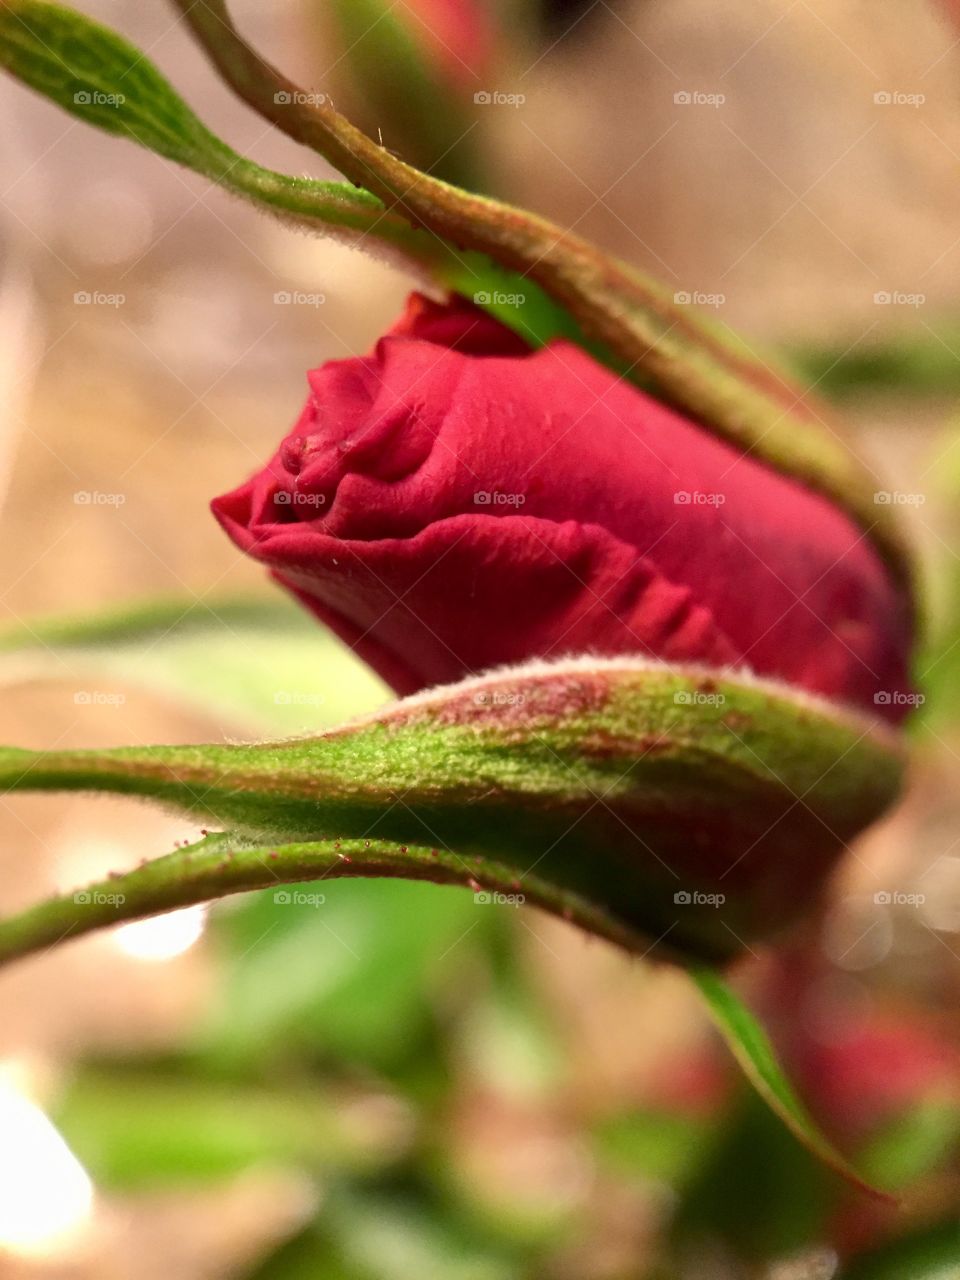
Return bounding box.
[790,324,960,401]
[246,1186,519,1280]
[842,1219,960,1280]
[0,594,301,653]
[859,1099,960,1190]
[693,969,893,1203]
[321,0,482,188]
[593,1109,720,1187]
[55,1064,407,1188]
[0,594,389,731]
[673,1091,832,1262]
[205,878,501,1076]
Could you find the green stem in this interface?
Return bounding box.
[171,0,914,594]
[0,831,891,1203]
[0,831,647,969]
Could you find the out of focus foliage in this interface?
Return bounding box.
[3,596,950,1279]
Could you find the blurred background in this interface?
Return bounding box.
[1,0,960,1275]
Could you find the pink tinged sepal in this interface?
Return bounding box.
[0,656,904,967]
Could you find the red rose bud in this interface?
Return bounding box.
[213,293,913,723]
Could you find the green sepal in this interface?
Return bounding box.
[0,659,904,964]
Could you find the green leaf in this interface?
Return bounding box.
[0,0,433,257]
[0,659,905,965]
[691,967,894,1203]
[0,0,581,351]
